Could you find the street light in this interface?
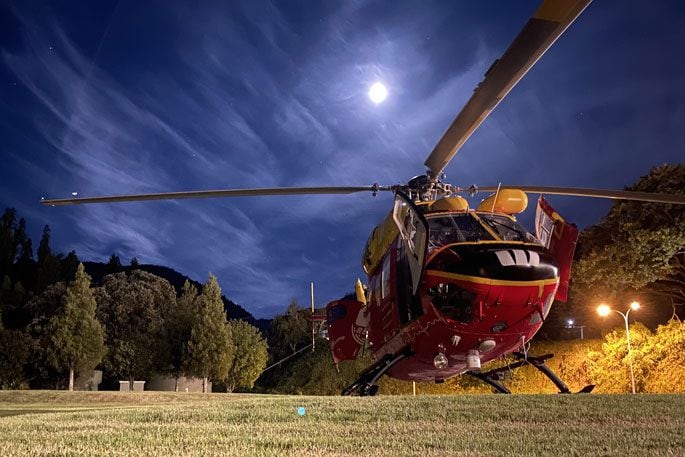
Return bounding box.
[565,318,585,339]
[596,301,641,394]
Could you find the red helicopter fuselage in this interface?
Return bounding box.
[327,195,578,384]
[367,235,557,381]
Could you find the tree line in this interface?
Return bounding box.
[2,164,683,394]
[543,164,685,336]
[0,209,267,391]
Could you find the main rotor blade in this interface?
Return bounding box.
[424,0,592,178]
[474,186,685,205]
[40,185,393,206]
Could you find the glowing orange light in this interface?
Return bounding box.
[597,304,611,317]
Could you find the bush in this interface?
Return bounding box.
[0,328,30,389]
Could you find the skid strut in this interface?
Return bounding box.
[342,350,409,396]
[468,352,595,394]
[465,370,511,394]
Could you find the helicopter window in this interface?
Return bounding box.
[381,255,391,299]
[427,214,494,247]
[478,214,539,243]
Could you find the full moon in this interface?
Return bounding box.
[368,82,388,104]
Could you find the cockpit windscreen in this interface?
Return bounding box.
[477,213,539,243]
[427,214,494,248]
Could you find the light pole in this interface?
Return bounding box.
[597,301,641,394]
[566,319,585,339]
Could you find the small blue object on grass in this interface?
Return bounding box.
[297,406,306,416]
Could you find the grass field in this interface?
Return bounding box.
[0,391,683,456]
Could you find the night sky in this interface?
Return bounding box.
[1,1,684,318]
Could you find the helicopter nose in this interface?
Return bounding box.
[425,244,560,327]
[429,244,558,282]
[487,247,558,281]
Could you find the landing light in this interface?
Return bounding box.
[478,339,496,353]
[433,353,448,369]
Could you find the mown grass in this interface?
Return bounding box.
[0,391,683,456]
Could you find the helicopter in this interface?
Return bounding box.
[41,0,685,396]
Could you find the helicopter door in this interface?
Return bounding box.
[392,192,429,295]
[535,196,579,303]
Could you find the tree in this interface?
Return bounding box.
[0,327,30,389]
[130,257,140,269]
[586,319,685,393]
[636,320,685,393]
[0,275,11,317]
[269,299,310,360]
[106,254,122,274]
[95,270,176,386]
[185,274,232,393]
[60,251,79,282]
[587,322,653,393]
[26,282,66,325]
[647,252,685,317]
[162,280,198,391]
[573,228,685,301]
[0,209,18,279]
[36,225,61,293]
[14,217,29,263]
[46,264,105,390]
[223,320,268,392]
[24,282,68,388]
[0,211,35,291]
[571,164,685,321]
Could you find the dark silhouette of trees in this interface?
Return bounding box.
[61,251,80,282]
[106,254,122,275]
[25,282,68,388]
[0,325,30,389]
[36,226,61,293]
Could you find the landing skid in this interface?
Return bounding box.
[342,350,409,396]
[467,352,595,394]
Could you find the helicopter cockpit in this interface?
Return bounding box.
[427,213,492,249]
[426,212,539,250]
[476,213,540,243]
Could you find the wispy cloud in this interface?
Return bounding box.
[3,0,684,317]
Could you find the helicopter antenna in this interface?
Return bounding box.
[491,182,502,213]
[311,282,316,352]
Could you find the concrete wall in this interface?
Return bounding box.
[74,370,103,391]
[118,380,146,391]
[146,375,211,392]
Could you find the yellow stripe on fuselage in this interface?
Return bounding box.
[426,270,559,288]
